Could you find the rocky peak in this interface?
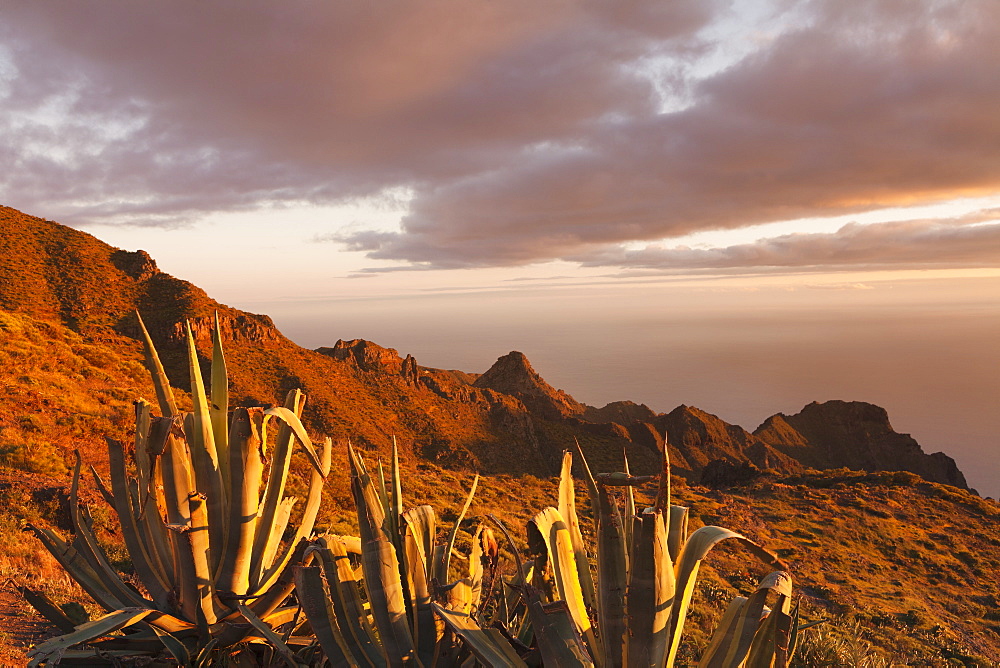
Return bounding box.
[473,351,584,420]
[754,400,969,490]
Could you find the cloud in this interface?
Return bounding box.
[3,1,1000,271]
[0,1,710,224]
[335,1,1000,267]
[572,217,1000,272]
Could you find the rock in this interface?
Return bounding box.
[654,405,801,476]
[700,459,765,488]
[110,249,158,280]
[318,339,407,374]
[582,400,657,424]
[754,400,969,490]
[473,351,585,420]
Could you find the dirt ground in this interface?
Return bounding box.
[0,582,57,666]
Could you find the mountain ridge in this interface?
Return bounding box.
[0,204,971,489]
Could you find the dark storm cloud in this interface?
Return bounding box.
[573,216,1000,271]
[3,1,1000,270]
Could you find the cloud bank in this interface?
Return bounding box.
[2,1,1000,269]
[575,217,1000,272]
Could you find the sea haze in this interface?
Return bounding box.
[256,273,1000,499]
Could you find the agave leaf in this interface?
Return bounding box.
[294,564,355,667]
[184,324,226,567]
[186,492,221,626]
[388,439,406,569]
[134,400,153,502]
[596,484,628,668]
[654,442,671,513]
[105,437,171,608]
[136,312,177,417]
[89,465,116,508]
[559,451,599,622]
[402,506,438,666]
[157,418,194,525]
[624,509,674,668]
[217,407,265,597]
[210,312,230,486]
[245,538,313,622]
[665,527,785,667]
[146,623,193,665]
[252,390,303,582]
[435,473,479,584]
[667,505,689,564]
[130,405,174,586]
[194,638,222,668]
[721,571,792,668]
[66,453,150,609]
[743,604,787,668]
[434,603,529,668]
[622,450,636,546]
[527,598,596,668]
[257,437,332,594]
[786,601,802,664]
[352,471,417,667]
[237,603,306,668]
[697,597,748,668]
[315,537,386,668]
[264,405,325,476]
[527,507,598,659]
[27,524,124,612]
[262,497,298,570]
[19,587,77,634]
[27,608,156,667]
[376,457,390,516]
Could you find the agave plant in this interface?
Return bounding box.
[290,435,797,667]
[505,446,798,667]
[290,441,520,667]
[25,314,331,666]
[418,446,798,667]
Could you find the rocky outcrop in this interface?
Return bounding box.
[700,459,766,488]
[320,339,407,373]
[582,400,657,424]
[173,312,280,345]
[654,405,801,476]
[754,401,969,489]
[473,351,584,420]
[316,340,424,385]
[110,249,158,280]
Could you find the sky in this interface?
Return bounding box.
[1,1,998,495]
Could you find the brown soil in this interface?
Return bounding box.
[0,583,57,666]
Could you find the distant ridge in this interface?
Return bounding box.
[754,400,969,490]
[0,205,972,489]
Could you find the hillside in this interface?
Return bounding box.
[0,204,994,664]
